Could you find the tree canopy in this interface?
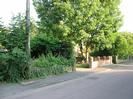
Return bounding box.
[122,32,133,56]
[86,0,123,51]
[33,0,101,43]
[33,0,123,52]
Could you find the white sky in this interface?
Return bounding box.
[0,0,133,32]
[119,0,133,32]
[0,0,37,25]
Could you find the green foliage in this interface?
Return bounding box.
[0,53,9,81]
[2,14,26,50]
[91,32,129,58]
[0,48,29,82]
[1,14,38,51]
[0,20,8,48]
[122,32,133,56]
[90,48,112,56]
[0,15,39,82]
[112,33,128,56]
[33,0,101,43]
[33,0,123,58]
[0,0,125,82]
[85,0,123,52]
[2,14,25,50]
[76,63,90,68]
[87,0,123,57]
[31,33,74,59]
[31,54,75,78]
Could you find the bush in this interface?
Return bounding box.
[76,63,90,68]
[0,53,9,81]
[90,48,112,56]
[31,34,74,59]
[31,54,75,78]
[0,48,29,82]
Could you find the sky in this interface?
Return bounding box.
[120,0,133,32]
[0,0,133,32]
[0,0,37,24]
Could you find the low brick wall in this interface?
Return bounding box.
[90,56,112,69]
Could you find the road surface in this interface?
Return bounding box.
[4,63,133,99]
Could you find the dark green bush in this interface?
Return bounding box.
[0,53,9,81]
[90,48,112,57]
[31,54,75,78]
[31,34,74,59]
[0,48,29,82]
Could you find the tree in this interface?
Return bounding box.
[90,32,128,63]
[5,14,26,50]
[33,0,102,61]
[86,0,123,53]
[1,14,37,51]
[112,33,128,55]
[83,0,123,63]
[33,0,123,63]
[0,19,8,49]
[122,32,133,56]
[33,0,100,43]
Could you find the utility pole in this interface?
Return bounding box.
[26,0,30,59]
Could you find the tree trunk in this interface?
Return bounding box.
[79,41,84,57]
[85,45,89,63]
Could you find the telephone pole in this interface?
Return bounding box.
[26,0,30,58]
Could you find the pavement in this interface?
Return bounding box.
[0,68,97,99]
[1,61,133,99]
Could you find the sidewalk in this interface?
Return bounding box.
[0,68,93,99]
[0,66,112,99]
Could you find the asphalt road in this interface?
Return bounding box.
[4,64,133,99]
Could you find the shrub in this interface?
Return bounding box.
[31,34,74,59]
[0,53,9,81]
[0,48,29,82]
[76,63,90,68]
[90,48,112,57]
[31,54,75,78]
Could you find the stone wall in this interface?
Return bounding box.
[89,56,112,69]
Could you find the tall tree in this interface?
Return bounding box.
[122,32,133,56]
[0,19,8,49]
[33,0,101,59]
[1,14,37,51]
[4,14,26,50]
[33,0,123,62]
[33,0,100,43]
[87,0,123,54]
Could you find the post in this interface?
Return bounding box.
[109,56,112,64]
[90,57,93,68]
[25,0,30,58]
[113,55,118,64]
